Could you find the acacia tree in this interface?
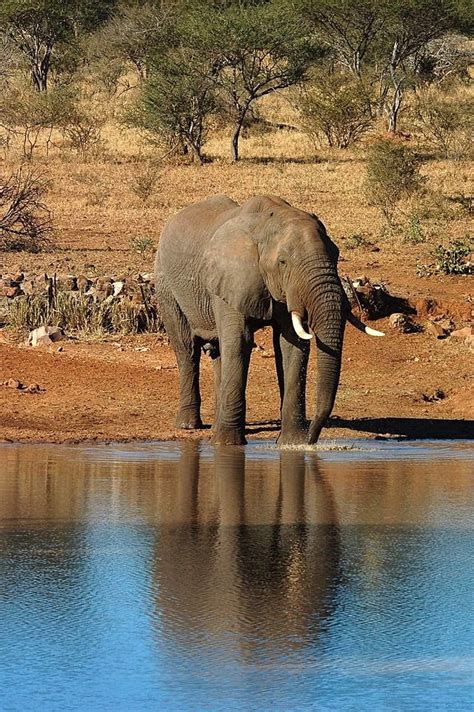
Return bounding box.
[301,0,388,77]
[301,0,468,133]
[127,49,217,163]
[0,0,117,91]
[186,1,320,161]
[95,0,180,82]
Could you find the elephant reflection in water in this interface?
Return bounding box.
[151,442,341,657]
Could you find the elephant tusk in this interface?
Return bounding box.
[291,311,313,340]
[347,311,385,336]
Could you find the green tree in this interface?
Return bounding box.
[94,0,180,81]
[0,0,117,91]
[127,49,217,163]
[301,0,469,132]
[186,1,321,161]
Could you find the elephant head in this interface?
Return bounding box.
[206,195,383,444]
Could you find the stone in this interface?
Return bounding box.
[1,286,21,298]
[425,320,449,339]
[4,378,22,389]
[77,275,92,292]
[451,326,474,339]
[28,325,64,347]
[389,313,417,333]
[113,281,124,296]
[26,383,42,393]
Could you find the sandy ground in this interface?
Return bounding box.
[1,302,472,444]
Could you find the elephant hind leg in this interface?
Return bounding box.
[157,285,203,430]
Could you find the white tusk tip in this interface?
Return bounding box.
[366,327,385,337]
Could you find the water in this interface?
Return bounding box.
[0,439,473,712]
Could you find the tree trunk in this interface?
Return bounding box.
[31,42,52,92]
[231,108,249,162]
[387,82,403,133]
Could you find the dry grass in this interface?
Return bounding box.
[0,89,472,301]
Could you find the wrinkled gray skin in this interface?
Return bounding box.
[155,194,346,446]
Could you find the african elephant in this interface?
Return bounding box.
[155,195,383,446]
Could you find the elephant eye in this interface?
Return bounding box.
[278,257,287,266]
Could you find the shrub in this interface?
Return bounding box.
[298,73,373,149]
[433,238,472,275]
[403,213,425,244]
[0,84,70,159]
[129,236,155,255]
[0,167,52,251]
[129,163,161,203]
[413,86,473,159]
[126,50,217,164]
[61,93,108,158]
[365,138,425,224]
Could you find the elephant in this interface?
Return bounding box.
[155,194,383,446]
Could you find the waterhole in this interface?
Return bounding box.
[0,440,473,711]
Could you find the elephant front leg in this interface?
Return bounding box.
[175,341,203,429]
[212,301,253,446]
[158,287,203,430]
[275,329,310,446]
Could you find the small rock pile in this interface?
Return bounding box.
[0,271,161,334]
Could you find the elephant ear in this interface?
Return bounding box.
[205,218,272,320]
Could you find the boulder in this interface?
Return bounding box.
[389,313,419,333]
[28,325,64,347]
[425,320,449,339]
[451,326,474,339]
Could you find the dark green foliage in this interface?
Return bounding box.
[127,50,217,163]
[183,0,322,160]
[433,238,473,274]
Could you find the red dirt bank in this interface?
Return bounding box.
[0,319,472,444]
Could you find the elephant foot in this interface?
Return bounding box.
[212,427,247,446]
[175,412,203,430]
[277,429,308,447]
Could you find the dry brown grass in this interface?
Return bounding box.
[0,90,472,303]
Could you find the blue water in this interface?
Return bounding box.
[0,440,473,711]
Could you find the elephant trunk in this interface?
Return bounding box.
[297,260,345,444]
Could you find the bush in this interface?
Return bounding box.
[0,84,70,159]
[0,167,52,251]
[365,138,425,224]
[125,50,216,164]
[413,86,473,159]
[298,73,373,149]
[60,90,108,158]
[128,163,161,203]
[433,239,473,274]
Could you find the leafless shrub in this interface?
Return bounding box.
[412,85,473,159]
[0,84,69,159]
[128,162,161,203]
[0,167,52,251]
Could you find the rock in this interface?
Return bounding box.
[26,383,42,393]
[389,313,418,333]
[425,320,449,339]
[432,316,454,333]
[113,281,124,296]
[451,326,474,339]
[77,275,92,292]
[28,325,64,347]
[422,388,446,403]
[21,280,35,296]
[4,378,22,389]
